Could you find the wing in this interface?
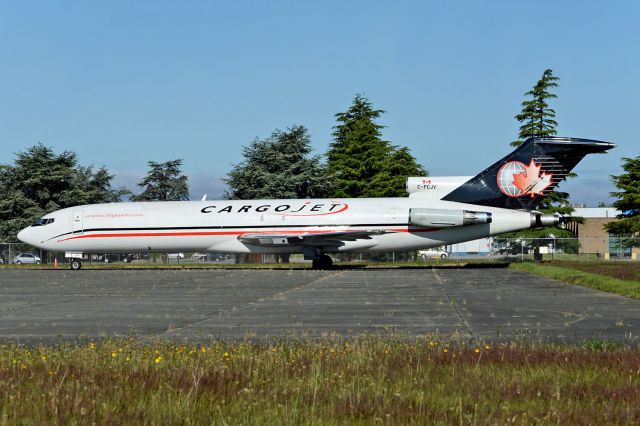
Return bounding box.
[238,229,392,248]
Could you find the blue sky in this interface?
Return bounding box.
[1,1,638,205]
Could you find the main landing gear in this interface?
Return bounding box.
[304,247,334,270]
[311,254,333,270]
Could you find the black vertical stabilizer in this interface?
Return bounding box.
[442,137,615,210]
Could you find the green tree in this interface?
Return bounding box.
[512,70,573,216]
[131,160,189,201]
[502,70,575,251]
[512,69,559,147]
[368,147,427,197]
[225,125,332,200]
[61,166,129,206]
[604,155,640,248]
[327,94,425,198]
[511,69,574,218]
[0,144,126,241]
[225,125,332,263]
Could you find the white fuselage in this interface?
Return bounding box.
[18,197,531,254]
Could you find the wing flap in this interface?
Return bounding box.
[238,229,391,247]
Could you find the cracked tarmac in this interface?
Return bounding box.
[0,268,638,344]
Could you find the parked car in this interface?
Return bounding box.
[191,253,207,261]
[418,249,448,260]
[167,253,184,260]
[13,253,41,264]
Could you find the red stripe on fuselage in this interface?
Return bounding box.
[57,227,438,242]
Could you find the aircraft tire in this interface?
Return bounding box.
[311,255,333,270]
[70,260,82,270]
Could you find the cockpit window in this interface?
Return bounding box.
[32,218,54,226]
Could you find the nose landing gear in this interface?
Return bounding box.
[65,252,84,270]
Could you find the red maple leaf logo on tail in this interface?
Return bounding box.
[513,160,553,198]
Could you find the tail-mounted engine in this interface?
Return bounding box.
[409,208,492,228]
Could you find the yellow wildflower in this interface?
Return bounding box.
[155,357,162,364]
[474,348,480,353]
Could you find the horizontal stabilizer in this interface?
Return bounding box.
[442,137,615,210]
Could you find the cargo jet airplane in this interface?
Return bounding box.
[18,137,614,269]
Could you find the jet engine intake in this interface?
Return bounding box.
[409,208,492,228]
[530,213,560,228]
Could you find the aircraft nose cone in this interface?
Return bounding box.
[17,227,32,244]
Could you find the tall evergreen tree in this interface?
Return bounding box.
[604,155,640,247]
[131,159,189,201]
[0,144,126,241]
[501,70,575,251]
[512,69,559,147]
[327,94,390,198]
[327,94,425,197]
[225,125,332,200]
[511,70,574,215]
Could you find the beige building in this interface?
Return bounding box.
[572,208,638,260]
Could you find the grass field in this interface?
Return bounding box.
[2,337,639,424]
[510,262,640,299]
[552,260,640,282]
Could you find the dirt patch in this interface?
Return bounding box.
[553,261,640,282]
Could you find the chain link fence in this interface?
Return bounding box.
[1,237,637,266]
